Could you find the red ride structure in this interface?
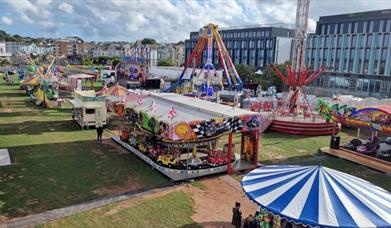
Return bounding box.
[265,0,338,136]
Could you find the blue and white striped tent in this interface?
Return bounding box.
[241,165,391,228]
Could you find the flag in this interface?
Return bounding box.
[101,84,108,94]
[148,100,157,113]
[136,96,143,107]
[168,106,177,120]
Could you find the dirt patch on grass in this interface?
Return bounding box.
[183,176,258,227]
[93,177,143,196]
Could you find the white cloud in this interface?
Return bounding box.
[1,0,390,41]
[1,16,13,25]
[58,3,74,14]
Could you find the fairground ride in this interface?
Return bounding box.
[262,0,338,135]
[164,23,243,93]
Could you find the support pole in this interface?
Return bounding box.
[254,129,260,165]
[227,132,233,174]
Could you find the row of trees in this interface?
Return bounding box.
[81,56,122,68]
[234,62,289,92]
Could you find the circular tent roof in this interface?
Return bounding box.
[241,165,391,228]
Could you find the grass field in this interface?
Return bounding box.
[0,75,169,219]
[38,191,198,228]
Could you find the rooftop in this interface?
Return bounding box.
[126,92,259,123]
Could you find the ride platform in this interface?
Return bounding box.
[320,147,391,174]
[265,114,338,136]
[112,135,252,181]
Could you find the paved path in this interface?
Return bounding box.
[0,184,176,228]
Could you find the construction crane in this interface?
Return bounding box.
[269,0,323,114]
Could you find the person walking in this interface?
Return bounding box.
[231,202,242,228]
[96,124,104,142]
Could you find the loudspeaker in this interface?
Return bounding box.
[330,135,340,149]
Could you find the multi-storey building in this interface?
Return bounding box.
[0,41,11,59]
[185,25,294,68]
[157,42,185,67]
[306,9,391,98]
[55,37,84,57]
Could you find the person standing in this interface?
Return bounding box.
[96,124,104,142]
[231,202,242,228]
[243,214,258,228]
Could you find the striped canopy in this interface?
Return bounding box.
[241,165,391,228]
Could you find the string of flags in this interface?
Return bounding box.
[136,95,143,107]
[168,106,177,120]
[148,100,157,113]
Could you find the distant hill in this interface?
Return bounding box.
[0,30,47,44]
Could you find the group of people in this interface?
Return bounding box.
[232,202,272,228]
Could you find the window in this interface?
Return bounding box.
[334,24,338,34]
[366,35,372,46]
[339,23,344,34]
[383,34,389,47]
[354,22,358,33]
[321,24,325,35]
[369,21,374,33]
[352,35,357,47]
[386,19,391,32]
[364,48,370,60]
[348,23,352,33]
[380,20,385,32]
[86,109,95,114]
[363,21,368,33]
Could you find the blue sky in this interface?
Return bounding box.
[0,0,390,42]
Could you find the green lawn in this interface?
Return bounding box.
[38,191,198,228]
[0,75,169,219]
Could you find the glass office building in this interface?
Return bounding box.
[306,9,391,98]
[185,26,294,69]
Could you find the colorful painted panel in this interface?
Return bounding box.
[317,99,391,134]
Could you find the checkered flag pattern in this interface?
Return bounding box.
[190,117,243,138]
[191,122,205,138]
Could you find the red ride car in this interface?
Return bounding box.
[207,149,227,166]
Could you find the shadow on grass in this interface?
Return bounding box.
[0,92,26,98]
[0,140,169,218]
[0,120,78,135]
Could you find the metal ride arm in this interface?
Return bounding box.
[163,37,206,92]
[268,64,290,85]
[213,30,231,88]
[214,30,243,90]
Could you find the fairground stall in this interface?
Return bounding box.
[69,90,107,129]
[318,100,391,173]
[112,91,262,181]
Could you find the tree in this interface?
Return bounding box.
[0,59,10,66]
[234,64,258,83]
[261,61,290,92]
[157,59,175,67]
[82,57,93,66]
[110,56,121,68]
[141,38,157,45]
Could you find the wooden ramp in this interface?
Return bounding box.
[320,147,391,174]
